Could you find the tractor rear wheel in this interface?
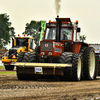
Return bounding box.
[59,52,73,81]
[5,65,14,70]
[79,47,87,79]
[83,47,95,80]
[72,53,82,81]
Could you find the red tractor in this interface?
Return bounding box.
[16,17,98,81]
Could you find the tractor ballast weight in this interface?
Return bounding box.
[16,17,99,81]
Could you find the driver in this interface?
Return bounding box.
[61,29,68,40]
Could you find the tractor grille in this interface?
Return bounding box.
[41,42,52,51]
[8,49,17,59]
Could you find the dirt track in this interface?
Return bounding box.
[0,71,100,100]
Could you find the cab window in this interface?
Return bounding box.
[61,28,72,40]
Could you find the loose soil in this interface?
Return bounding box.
[0,69,100,100]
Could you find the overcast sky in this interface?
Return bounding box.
[0,0,100,44]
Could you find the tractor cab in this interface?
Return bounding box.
[12,35,34,51]
[43,17,80,42]
[45,26,73,41]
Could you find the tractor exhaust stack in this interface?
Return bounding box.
[56,16,62,42]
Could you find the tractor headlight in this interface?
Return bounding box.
[41,52,45,55]
[48,52,52,55]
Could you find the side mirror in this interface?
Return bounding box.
[77,28,81,32]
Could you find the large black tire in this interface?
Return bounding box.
[79,47,87,79]
[5,65,14,70]
[29,51,37,62]
[21,51,39,80]
[17,52,30,80]
[19,52,31,80]
[16,52,25,80]
[72,53,82,81]
[59,52,73,81]
[17,52,25,62]
[23,52,30,62]
[83,47,95,80]
[28,51,39,80]
[79,47,87,56]
[16,66,25,80]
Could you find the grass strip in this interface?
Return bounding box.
[0,72,16,74]
[0,66,4,68]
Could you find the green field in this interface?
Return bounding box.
[0,66,4,68]
[0,72,16,74]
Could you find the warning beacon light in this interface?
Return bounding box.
[49,20,51,23]
[18,34,20,36]
[76,20,78,24]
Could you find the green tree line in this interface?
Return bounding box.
[0,13,86,49]
[22,20,41,46]
[0,13,15,49]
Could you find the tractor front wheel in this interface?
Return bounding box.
[16,52,30,80]
[59,52,73,81]
[5,65,14,70]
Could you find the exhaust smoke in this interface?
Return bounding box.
[55,0,61,16]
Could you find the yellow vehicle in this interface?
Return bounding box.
[2,35,34,70]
